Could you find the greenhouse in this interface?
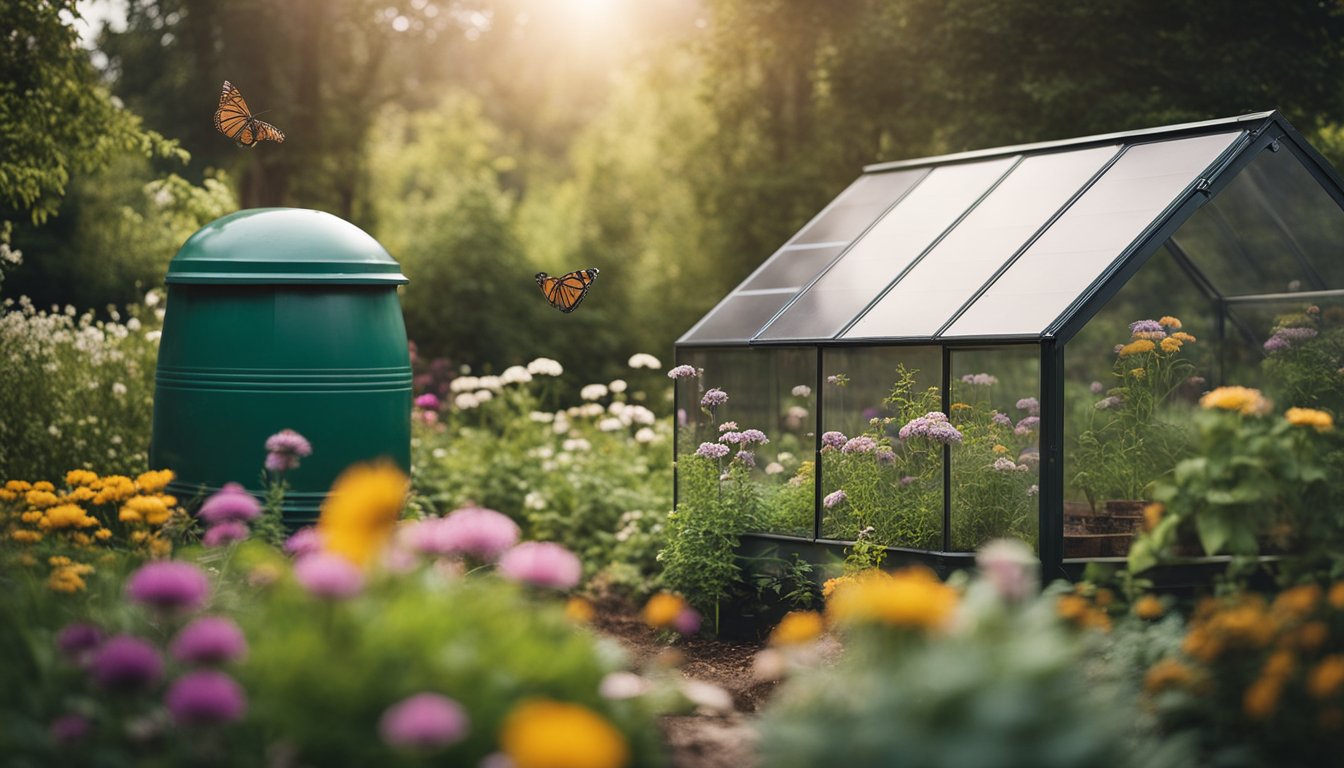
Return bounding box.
[674,110,1344,579]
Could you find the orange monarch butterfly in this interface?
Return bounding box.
[213,81,285,148]
[536,268,599,313]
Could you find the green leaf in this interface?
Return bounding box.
[1196,513,1230,555]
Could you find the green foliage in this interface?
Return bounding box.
[0,297,162,480]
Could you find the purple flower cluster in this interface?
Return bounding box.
[171,616,248,665]
[821,431,848,450]
[1014,416,1040,436]
[1018,448,1040,466]
[1095,396,1124,411]
[1015,397,1040,416]
[960,373,998,386]
[823,489,847,509]
[294,552,364,599]
[56,623,103,665]
[265,428,312,473]
[700,388,729,408]
[1129,319,1166,339]
[1264,326,1318,352]
[735,450,756,468]
[1090,381,1104,395]
[284,527,323,557]
[410,506,520,562]
[695,442,731,459]
[380,693,470,750]
[841,436,877,454]
[991,411,1012,427]
[992,457,1019,472]
[897,412,963,444]
[197,482,261,549]
[667,365,699,379]
[497,541,582,590]
[127,561,210,614]
[166,670,247,726]
[91,635,163,691]
[876,448,896,464]
[413,393,441,410]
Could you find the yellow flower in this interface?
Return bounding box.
[1244,676,1282,720]
[1171,331,1197,343]
[48,556,72,567]
[41,504,98,530]
[1272,583,1322,620]
[1135,595,1165,620]
[20,510,43,525]
[642,592,688,629]
[950,402,971,411]
[1330,581,1344,610]
[71,532,93,547]
[1160,337,1183,353]
[826,567,958,631]
[1119,339,1156,357]
[1143,502,1164,532]
[122,495,171,526]
[500,699,630,768]
[1144,658,1196,695]
[93,475,137,505]
[564,596,596,624]
[1159,316,1182,329]
[0,488,15,501]
[4,480,32,493]
[48,567,88,593]
[65,469,99,487]
[93,528,112,541]
[32,481,55,492]
[821,574,855,599]
[992,444,1008,455]
[135,469,174,493]
[1199,386,1272,416]
[770,611,825,646]
[66,487,96,502]
[24,490,60,508]
[1285,407,1334,432]
[10,529,42,544]
[1129,367,1146,379]
[147,536,172,558]
[1309,656,1344,700]
[1291,621,1329,652]
[1056,594,1111,631]
[316,461,409,567]
[119,508,143,523]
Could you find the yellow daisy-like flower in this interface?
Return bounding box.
[65,469,99,487]
[1309,656,1344,700]
[119,508,143,523]
[0,488,15,501]
[135,469,174,493]
[1171,331,1197,343]
[1143,502,1164,532]
[564,596,596,624]
[950,402,972,411]
[1285,407,1334,432]
[93,528,112,541]
[32,481,55,493]
[1159,316,1182,329]
[1160,337,1183,353]
[1129,367,1146,379]
[821,574,855,599]
[122,495,171,526]
[66,486,96,502]
[1118,339,1156,357]
[93,475,137,505]
[24,490,60,508]
[992,444,1009,455]
[1135,595,1165,620]
[770,610,825,646]
[147,536,172,558]
[1199,386,1272,416]
[1244,676,1283,720]
[316,461,409,567]
[826,567,958,631]
[4,480,32,493]
[1143,658,1196,695]
[20,510,43,525]
[642,592,688,630]
[500,699,630,768]
[1273,583,1322,619]
[41,504,98,530]
[11,529,43,544]
[48,567,90,594]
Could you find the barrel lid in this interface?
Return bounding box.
[166,208,408,285]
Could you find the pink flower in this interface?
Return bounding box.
[294,553,364,599]
[411,506,520,562]
[165,670,247,726]
[197,483,261,525]
[265,428,312,472]
[202,521,250,548]
[673,607,702,636]
[497,542,582,590]
[379,693,470,750]
[976,538,1039,603]
[126,561,210,613]
[171,616,248,665]
[49,714,90,745]
[284,527,323,557]
[414,393,441,410]
[91,635,163,691]
[55,623,103,665]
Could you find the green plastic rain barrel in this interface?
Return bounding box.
[151,208,411,526]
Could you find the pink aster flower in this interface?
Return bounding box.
[165,670,247,726]
[379,693,470,750]
[821,431,847,450]
[202,521,250,548]
[701,388,729,408]
[294,552,364,599]
[55,623,104,665]
[126,561,210,613]
[284,527,323,557]
[497,541,582,590]
[695,442,731,459]
[91,635,163,692]
[264,428,312,472]
[823,490,847,509]
[667,365,699,379]
[414,393,441,410]
[411,506,520,562]
[197,482,261,525]
[171,616,248,666]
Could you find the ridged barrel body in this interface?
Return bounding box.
[151,208,410,526]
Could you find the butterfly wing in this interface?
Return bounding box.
[536,269,598,312]
[214,81,253,141]
[250,119,286,144]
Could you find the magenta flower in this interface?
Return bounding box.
[49,714,91,745]
[126,561,210,613]
[198,483,261,525]
[203,521,250,548]
[673,607,702,636]
[165,670,247,726]
[91,635,163,692]
[412,506,520,562]
[695,442,730,459]
[823,490,847,509]
[991,411,1012,427]
[701,388,729,408]
[821,431,847,450]
[898,413,963,444]
[264,428,312,472]
[1129,319,1165,337]
[171,617,248,666]
[294,553,364,599]
[414,393,441,410]
[55,623,103,664]
[497,541,582,590]
[284,527,323,557]
[1014,416,1040,436]
[379,693,470,750]
[1263,335,1290,352]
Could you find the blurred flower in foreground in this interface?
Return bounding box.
[770,611,825,646]
[825,567,958,631]
[171,616,248,665]
[497,542,582,590]
[294,552,365,599]
[264,428,313,473]
[379,692,470,750]
[91,635,163,691]
[642,592,701,636]
[976,539,1039,603]
[126,561,210,614]
[410,505,519,562]
[500,698,630,768]
[316,461,409,567]
[565,596,596,623]
[165,670,247,726]
[198,483,261,526]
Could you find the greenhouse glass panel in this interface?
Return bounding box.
[945,131,1243,338]
[845,146,1119,339]
[1224,297,1344,414]
[741,245,846,292]
[790,169,929,245]
[818,346,943,549]
[674,348,817,533]
[1172,146,1344,296]
[949,346,1040,551]
[1062,249,1213,559]
[678,291,798,344]
[757,157,1020,340]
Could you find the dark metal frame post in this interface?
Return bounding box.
[1038,340,1064,582]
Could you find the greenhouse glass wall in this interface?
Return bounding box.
[673,111,1344,579]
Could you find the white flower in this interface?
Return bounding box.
[454,392,480,410]
[111,435,122,445]
[581,383,609,401]
[145,330,162,343]
[527,357,564,376]
[627,353,661,369]
[634,427,658,443]
[474,389,494,403]
[625,405,656,425]
[524,492,546,510]
[563,438,591,452]
[431,448,447,459]
[501,365,532,385]
[608,379,627,394]
[580,403,605,418]
[552,417,570,435]
[765,462,784,475]
[600,671,652,700]
[111,382,128,397]
[529,411,555,423]
[450,375,480,393]
[47,424,61,437]
[126,317,141,331]
[143,290,161,308]
[598,417,623,432]
[530,446,554,459]
[791,385,811,397]
[476,375,502,392]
